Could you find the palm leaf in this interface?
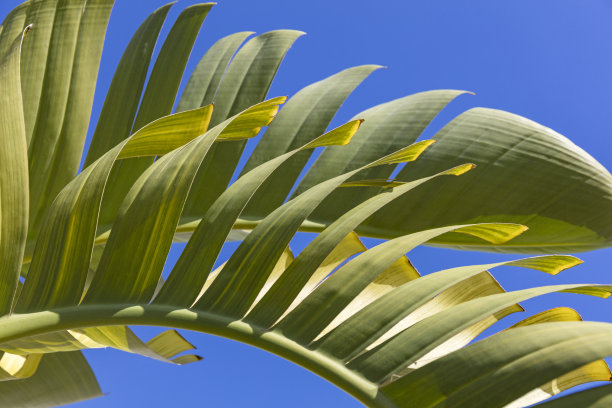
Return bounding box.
[0,1,611,407]
[0,351,102,407]
[0,25,28,315]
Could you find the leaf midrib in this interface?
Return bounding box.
[0,303,394,408]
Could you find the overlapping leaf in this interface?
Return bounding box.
[0,27,29,315]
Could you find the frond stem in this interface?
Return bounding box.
[0,304,395,408]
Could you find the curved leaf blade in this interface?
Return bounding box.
[156,120,360,307]
[84,99,284,305]
[276,223,526,344]
[183,29,304,219]
[368,108,612,253]
[20,0,56,143]
[350,283,612,384]
[239,65,382,217]
[17,107,213,312]
[293,90,467,221]
[83,2,174,167]
[96,3,213,230]
[316,255,580,361]
[177,31,254,112]
[0,351,101,407]
[0,29,29,316]
[245,145,455,329]
[380,322,612,408]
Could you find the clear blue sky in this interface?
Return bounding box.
[2,0,612,406]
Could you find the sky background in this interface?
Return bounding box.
[2,0,612,406]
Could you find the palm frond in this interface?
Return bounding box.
[0,1,611,407]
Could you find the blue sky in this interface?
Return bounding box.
[2,0,612,406]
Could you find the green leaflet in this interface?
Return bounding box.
[26,0,106,238]
[507,307,584,329]
[83,98,284,305]
[97,3,213,230]
[83,127,220,304]
[118,105,213,159]
[246,163,474,329]
[20,0,57,143]
[374,273,523,364]
[209,30,304,127]
[275,223,526,344]
[134,4,215,131]
[315,255,580,361]
[182,29,304,219]
[16,106,214,312]
[313,250,420,341]
[239,65,382,218]
[391,306,609,408]
[276,232,371,323]
[0,351,101,407]
[194,140,441,319]
[0,29,29,316]
[177,31,254,112]
[294,90,467,221]
[351,283,612,385]
[512,310,612,408]
[298,90,467,181]
[30,0,114,237]
[155,120,362,307]
[83,2,174,168]
[366,108,612,253]
[380,321,612,408]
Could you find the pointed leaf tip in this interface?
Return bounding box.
[117,104,214,159]
[304,119,364,149]
[267,95,288,105]
[171,354,203,365]
[454,223,529,244]
[561,286,612,299]
[508,308,583,330]
[507,255,584,275]
[443,163,476,176]
[366,139,436,168]
[216,97,287,141]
